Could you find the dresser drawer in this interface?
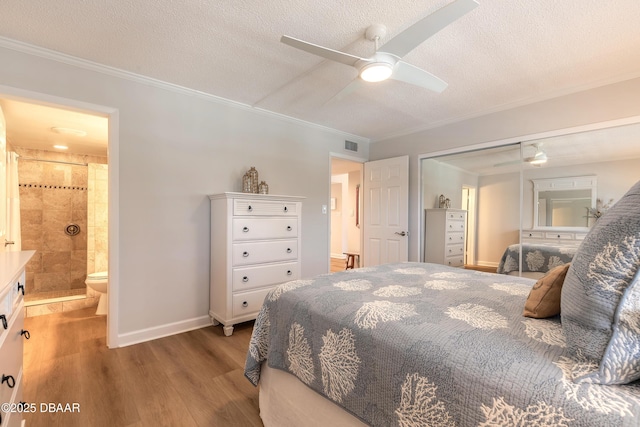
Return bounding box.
[234,199,300,217]
[232,262,299,292]
[444,256,464,267]
[11,271,25,314]
[0,305,24,409]
[446,211,466,221]
[446,219,465,232]
[232,218,298,241]
[232,288,272,318]
[2,376,23,427]
[522,231,545,239]
[233,240,298,266]
[545,232,574,240]
[445,244,464,256]
[446,232,464,244]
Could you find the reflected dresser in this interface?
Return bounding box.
[424,208,467,267]
[209,193,304,336]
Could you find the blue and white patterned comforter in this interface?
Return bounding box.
[245,262,640,426]
[497,243,577,274]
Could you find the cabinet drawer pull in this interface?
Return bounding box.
[283,206,288,213]
[242,226,249,232]
[2,374,15,389]
[18,282,25,295]
[287,270,292,276]
[286,248,292,253]
[242,276,249,282]
[242,301,248,308]
[287,226,292,231]
[21,329,31,339]
[247,205,253,212]
[242,251,249,257]
[0,315,6,330]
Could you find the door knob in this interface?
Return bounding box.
[395,231,408,237]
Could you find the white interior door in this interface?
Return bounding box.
[363,155,409,266]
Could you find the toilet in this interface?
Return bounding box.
[85,271,108,315]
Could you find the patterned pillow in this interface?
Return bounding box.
[561,179,640,384]
[523,263,570,318]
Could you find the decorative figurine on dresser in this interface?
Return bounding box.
[209,192,304,336]
[424,208,467,267]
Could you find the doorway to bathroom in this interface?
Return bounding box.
[0,97,109,317]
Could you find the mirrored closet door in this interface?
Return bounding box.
[420,121,640,277]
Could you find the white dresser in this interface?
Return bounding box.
[209,193,304,336]
[1,250,34,427]
[424,209,467,267]
[521,229,587,246]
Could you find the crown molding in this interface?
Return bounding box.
[0,36,369,144]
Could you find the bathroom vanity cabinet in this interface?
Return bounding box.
[0,250,34,427]
[209,193,304,336]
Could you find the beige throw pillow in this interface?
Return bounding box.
[523,263,571,318]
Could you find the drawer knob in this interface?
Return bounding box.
[21,329,30,340]
[287,270,292,275]
[286,248,292,253]
[248,205,253,212]
[0,315,6,330]
[17,283,25,295]
[243,226,249,233]
[242,276,249,282]
[287,226,292,231]
[284,206,288,212]
[242,251,249,257]
[557,235,561,238]
[1,374,15,389]
[242,301,248,308]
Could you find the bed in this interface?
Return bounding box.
[245,180,640,427]
[497,243,577,278]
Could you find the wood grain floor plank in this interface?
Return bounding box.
[23,307,263,427]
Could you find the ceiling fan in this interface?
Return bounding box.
[280,0,479,100]
[493,144,549,168]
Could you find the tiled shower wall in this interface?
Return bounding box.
[16,147,107,300]
[88,163,108,275]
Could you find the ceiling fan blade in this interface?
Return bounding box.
[391,61,448,93]
[493,159,522,167]
[378,0,479,59]
[324,79,367,105]
[281,35,367,67]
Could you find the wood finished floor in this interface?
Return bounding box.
[23,307,262,427]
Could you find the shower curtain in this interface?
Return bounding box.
[6,151,21,251]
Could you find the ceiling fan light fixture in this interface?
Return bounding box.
[360,63,393,82]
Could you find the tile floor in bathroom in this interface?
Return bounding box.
[25,288,99,317]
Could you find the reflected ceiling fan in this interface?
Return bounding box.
[493,144,548,167]
[280,0,479,101]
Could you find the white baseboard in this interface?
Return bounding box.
[116,315,212,348]
[330,253,346,259]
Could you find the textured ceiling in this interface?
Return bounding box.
[1,0,640,142]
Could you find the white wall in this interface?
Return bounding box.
[370,77,640,261]
[476,172,520,266]
[0,44,369,344]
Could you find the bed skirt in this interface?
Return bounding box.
[260,364,367,427]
